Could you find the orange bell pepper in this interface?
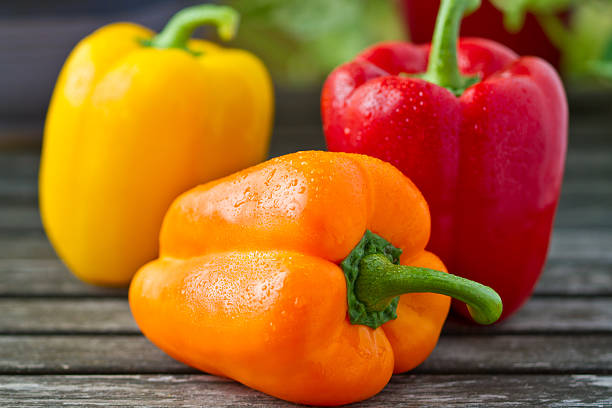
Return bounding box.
[129,151,501,406]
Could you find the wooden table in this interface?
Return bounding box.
[1,90,611,406]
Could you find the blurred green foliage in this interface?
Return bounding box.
[559,1,612,81]
[225,0,403,86]
[492,0,612,82]
[224,0,611,86]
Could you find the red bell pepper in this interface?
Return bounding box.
[322,0,567,321]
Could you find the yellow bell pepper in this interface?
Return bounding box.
[39,5,273,286]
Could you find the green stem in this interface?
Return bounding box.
[355,253,502,325]
[148,4,239,51]
[421,0,481,95]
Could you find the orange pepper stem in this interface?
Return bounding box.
[148,4,239,51]
[355,253,503,325]
[420,0,481,95]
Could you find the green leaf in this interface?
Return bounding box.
[224,0,403,86]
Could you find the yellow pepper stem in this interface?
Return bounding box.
[148,4,239,50]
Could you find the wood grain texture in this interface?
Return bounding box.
[1,144,610,197]
[0,92,610,406]
[0,299,135,333]
[535,260,612,296]
[0,230,55,259]
[420,335,612,374]
[0,152,39,178]
[0,334,609,375]
[0,259,127,297]
[0,374,610,407]
[0,239,609,298]
[443,298,612,334]
[2,186,611,230]
[0,206,40,230]
[1,298,611,334]
[0,258,609,297]
[2,227,611,263]
[0,179,37,205]
[548,230,612,262]
[0,335,191,374]
[2,184,609,225]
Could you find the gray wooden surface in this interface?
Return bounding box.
[0,91,611,406]
[2,374,610,407]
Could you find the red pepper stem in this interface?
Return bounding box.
[355,254,502,325]
[148,4,239,50]
[422,0,481,96]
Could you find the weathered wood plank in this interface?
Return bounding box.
[0,230,55,259]
[0,239,610,298]
[0,259,127,297]
[443,298,612,334]
[1,145,610,228]
[0,206,40,229]
[2,144,609,172]
[3,88,607,141]
[0,145,609,194]
[0,152,39,179]
[0,374,610,407]
[0,299,135,333]
[0,180,37,205]
[0,152,610,229]
[0,335,191,374]
[564,149,612,179]
[548,229,612,262]
[0,175,612,207]
[3,173,612,231]
[535,260,612,296]
[421,335,612,374]
[2,191,610,231]
[0,334,609,374]
[555,205,612,228]
[0,125,328,178]
[1,227,610,263]
[561,180,612,198]
[569,120,612,147]
[0,151,39,204]
[0,137,604,163]
[1,298,610,335]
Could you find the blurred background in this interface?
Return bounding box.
[1,0,611,149]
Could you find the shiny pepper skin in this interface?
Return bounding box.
[322,37,567,320]
[39,6,273,286]
[129,151,451,406]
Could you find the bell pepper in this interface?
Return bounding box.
[322,0,567,320]
[39,5,273,286]
[129,151,502,406]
